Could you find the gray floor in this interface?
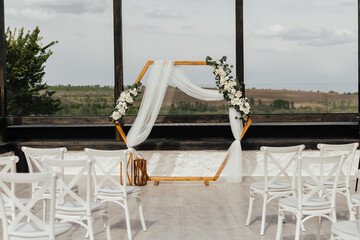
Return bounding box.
[4,176,357,240]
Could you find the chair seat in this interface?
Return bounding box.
[279,197,331,210]
[98,185,140,195]
[250,181,292,192]
[10,221,72,238]
[57,201,107,214]
[35,183,79,193]
[332,220,360,239]
[304,179,346,188]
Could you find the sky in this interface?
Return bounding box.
[3,0,359,93]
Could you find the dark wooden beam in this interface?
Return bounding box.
[0,0,6,142]
[113,0,124,141]
[236,0,244,95]
[0,0,5,117]
[358,0,360,137]
[113,0,123,100]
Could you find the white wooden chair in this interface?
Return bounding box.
[245,144,305,235]
[21,146,78,220]
[42,158,111,240]
[0,156,22,221]
[331,170,360,240]
[85,148,147,240]
[0,172,72,240]
[276,154,345,240]
[303,143,359,220]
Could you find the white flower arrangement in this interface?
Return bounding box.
[206,56,251,123]
[111,82,142,122]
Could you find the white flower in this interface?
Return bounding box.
[230,88,236,94]
[111,111,121,121]
[224,83,233,92]
[119,92,127,102]
[219,78,226,86]
[116,101,127,109]
[130,88,138,96]
[125,95,134,104]
[119,107,126,115]
[235,91,242,98]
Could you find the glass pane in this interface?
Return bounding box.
[244,0,358,114]
[123,0,235,116]
[4,0,114,116]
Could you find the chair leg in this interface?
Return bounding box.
[87,216,95,240]
[245,193,254,226]
[260,194,268,235]
[124,199,132,240]
[137,197,147,231]
[102,212,112,240]
[275,209,283,240]
[42,199,47,221]
[346,189,356,220]
[295,213,302,240]
[331,208,337,223]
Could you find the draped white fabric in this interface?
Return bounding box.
[126,60,244,183]
[220,108,244,183]
[126,61,174,148]
[170,67,223,101]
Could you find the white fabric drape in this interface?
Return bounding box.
[126,60,244,183]
[170,67,223,101]
[220,108,244,183]
[126,61,174,148]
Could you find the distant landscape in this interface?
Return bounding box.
[48,85,358,116]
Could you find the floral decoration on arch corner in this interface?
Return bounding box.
[206,56,251,123]
[111,82,142,123]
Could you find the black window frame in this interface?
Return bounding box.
[0,0,358,140]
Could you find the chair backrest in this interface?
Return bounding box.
[0,172,57,240]
[21,147,67,173]
[317,142,359,188]
[297,155,345,210]
[84,148,130,197]
[42,158,93,213]
[261,145,305,192]
[0,156,19,220]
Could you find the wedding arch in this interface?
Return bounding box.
[114,60,251,185]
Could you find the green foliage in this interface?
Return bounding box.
[5,27,61,115]
[272,99,290,110]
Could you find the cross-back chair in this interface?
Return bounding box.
[21,147,79,220]
[331,170,360,240]
[85,148,147,240]
[245,144,305,235]
[0,156,20,221]
[0,172,72,240]
[303,143,359,220]
[42,158,111,240]
[276,154,345,240]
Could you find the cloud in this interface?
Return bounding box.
[23,0,108,14]
[252,24,356,46]
[144,6,184,19]
[6,7,56,21]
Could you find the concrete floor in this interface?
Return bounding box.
[3,176,357,240]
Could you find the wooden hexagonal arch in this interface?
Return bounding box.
[115,60,251,186]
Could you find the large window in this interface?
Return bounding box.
[244,0,358,114]
[123,0,235,116]
[4,0,114,116]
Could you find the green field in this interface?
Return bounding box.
[47,85,358,116]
